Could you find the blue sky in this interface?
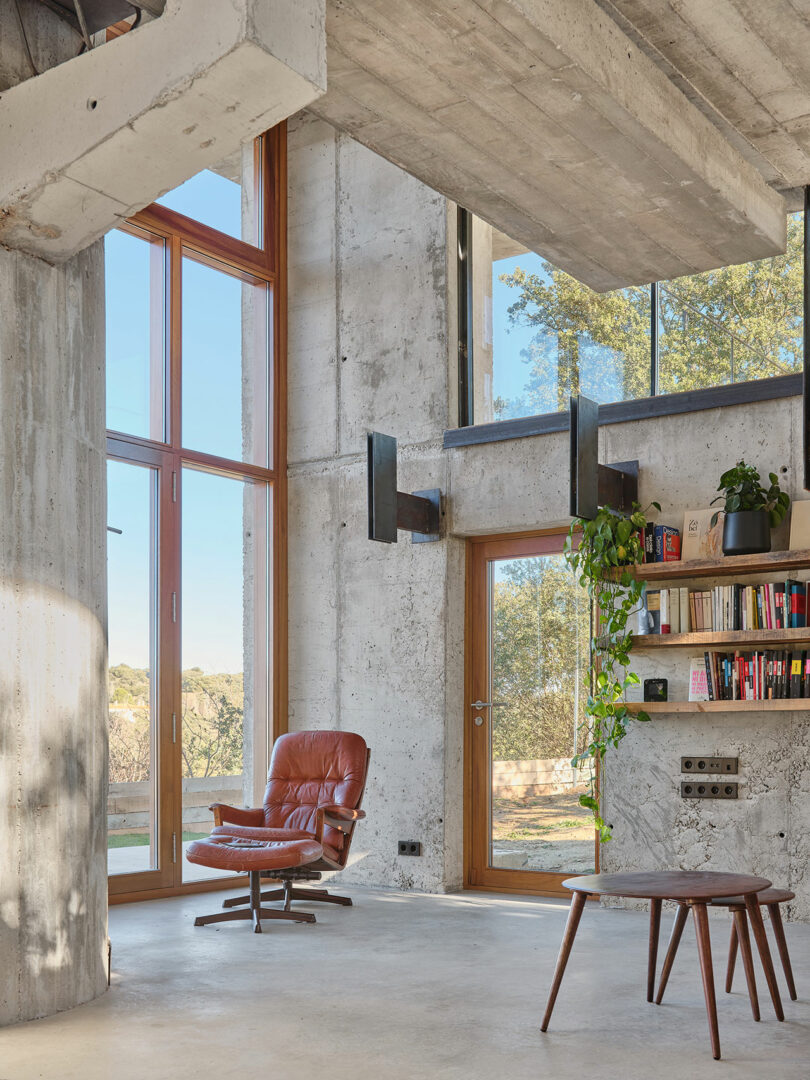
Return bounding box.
[106,170,262,675]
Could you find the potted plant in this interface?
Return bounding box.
[711,462,790,556]
[564,501,657,842]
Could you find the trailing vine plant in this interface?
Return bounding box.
[564,501,659,842]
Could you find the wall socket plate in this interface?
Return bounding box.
[681,756,738,774]
[681,781,738,799]
[398,840,422,856]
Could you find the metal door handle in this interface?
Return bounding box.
[470,701,507,709]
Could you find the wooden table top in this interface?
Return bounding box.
[562,871,772,900]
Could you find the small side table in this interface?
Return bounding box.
[541,871,780,1060]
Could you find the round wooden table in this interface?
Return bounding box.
[540,871,781,1060]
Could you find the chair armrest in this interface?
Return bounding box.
[314,804,366,840]
[208,803,264,828]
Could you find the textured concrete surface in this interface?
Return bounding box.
[286,115,809,915]
[0,887,808,1078]
[286,114,462,892]
[606,0,810,197]
[0,0,326,262]
[0,242,108,1024]
[310,0,786,291]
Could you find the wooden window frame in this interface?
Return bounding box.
[451,204,808,448]
[107,123,287,904]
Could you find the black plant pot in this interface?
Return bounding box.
[722,510,771,556]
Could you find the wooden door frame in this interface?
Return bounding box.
[464,529,598,898]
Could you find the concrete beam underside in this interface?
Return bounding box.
[311,0,786,291]
[0,0,326,263]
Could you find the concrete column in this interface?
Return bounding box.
[0,241,108,1025]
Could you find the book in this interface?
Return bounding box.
[702,591,712,631]
[643,524,655,563]
[787,579,806,628]
[679,587,689,633]
[789,500,810,550]
[654,525,681,562]
[681,509,724,562]
[688,657,710,701]
[669,588,680,634]
[790,651,804,697]
[660,589,670,634]
[646,590,661,633]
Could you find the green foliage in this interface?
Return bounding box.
[491,557,589,761]
[711,461,790,528]
[496,214,802,417]
[108,663,244,783]
[564,503,656,842]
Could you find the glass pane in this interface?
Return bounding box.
[105,229,165,440]
[472,215,651,423]
[107,460,159,875]
[156,143,260,245]
[182,256,270,466]
[658,211,803,393]
[181,469,269,881]
[488,553,594,874]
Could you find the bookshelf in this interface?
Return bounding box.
[626,700,807,714]
[626,548,810,711]
[629,547,810,582]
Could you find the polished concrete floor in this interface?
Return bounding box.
[1,886,808,1079]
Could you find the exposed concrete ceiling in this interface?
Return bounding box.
[5,0,810,289]
[0,0,326,263]
[309,0,786,292]
[604,0,810,206]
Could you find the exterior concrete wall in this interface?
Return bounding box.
[0,241,109,1024]
[288,116,808,916]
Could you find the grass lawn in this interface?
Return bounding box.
[108,831,208,848]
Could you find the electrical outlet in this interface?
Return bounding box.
[681,782,738,799]
[397,840,422,856]
[681,756,738,774]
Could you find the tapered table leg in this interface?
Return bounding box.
[541,890,588,1032]
[767,903,797,1001]
[732,908,760,1021]
[647,898,662,1003]
[655,903,688,1004]
[692,902,721,1060]
[744,893,784,1021]
[725,919,738,993]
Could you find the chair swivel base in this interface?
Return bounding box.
[194,871,316,934]
[222,867,353,911]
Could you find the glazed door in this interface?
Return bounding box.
[465,533,596,895]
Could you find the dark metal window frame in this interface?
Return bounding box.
[448,204,809,467]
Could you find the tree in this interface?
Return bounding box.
[107,663,245,783]
[496,213,802,416]
[491,557,590,761]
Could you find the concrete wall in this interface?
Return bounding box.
[0,242,109,1024]
[287,115,809,917]
[287,113,464,891]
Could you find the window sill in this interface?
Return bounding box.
[443,374,802,449]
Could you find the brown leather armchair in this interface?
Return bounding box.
[186,730,369,932]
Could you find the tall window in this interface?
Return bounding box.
[105,128,286,896]
[463,210,803,426]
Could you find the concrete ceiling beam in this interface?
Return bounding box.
[312,0,785,291]
[0,0,326,262]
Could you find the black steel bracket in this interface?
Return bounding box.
[367,432,443,543]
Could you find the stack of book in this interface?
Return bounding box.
[641,525,680,563]
[641,580,808,634]
[690,651,810,701]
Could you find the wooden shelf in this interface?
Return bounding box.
[630,548,810,581]
[634,628,810,649]
[625,699,809,713]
